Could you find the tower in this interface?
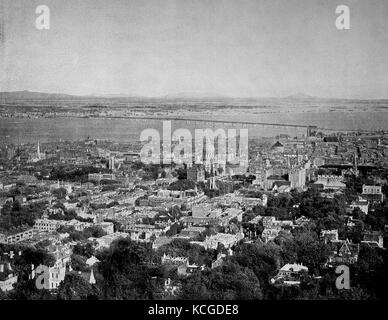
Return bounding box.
[209,159,217,190]
[89,268,96,284]
[109,155,115,170]
[353,150,359,177]
[37,141,41,160]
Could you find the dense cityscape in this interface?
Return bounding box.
[1,0,388,307]
[0,124,387,300]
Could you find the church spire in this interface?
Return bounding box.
[89,268,96,284]
[37,141,41,160]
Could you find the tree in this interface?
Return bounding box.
[73,242,95,258]
[232,242,280,296]
[179,261,263,300]
[71,254,88,272]
[52,187,67,200]
[57,273,98,300]
[97,238,163,299]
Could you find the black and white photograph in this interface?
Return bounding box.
[0,0,387,309]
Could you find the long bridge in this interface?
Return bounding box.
[109,115,375,135]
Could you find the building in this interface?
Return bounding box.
[0,274,18,292]
[97,222,114,235]
[321,229,339,243]
[361,231,384,248]
[34,219,62,232]
[88,173,116,182]
[92,232,128,250]
[325,240,360,266]
[124,224,169,242]
[0,228,34,244]
[261,227,281,243]
[161,253,188,266]
[32,262,67,290]
[191,231,244,250]
[289,168,306,189]
[0,262,18,292]
[294,216,310,227]
[187,165,205,182]
[179,226,206,239]
[271,141,284,153]
[350,198,369,215]
[362,185,384,203]
[313,175,346,191]
[270,263,309,286]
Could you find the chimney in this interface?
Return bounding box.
[0,264,4,272]
[7,262,12,271]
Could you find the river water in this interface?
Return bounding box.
[1,110,388,144]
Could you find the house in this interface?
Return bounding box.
[294,216,310,227]
[161,254,188,266]
[361,231,384,248]
[272,181,291,193]
[261,227,281,243]
[0,273,18,292]
[320,229,339,243]
[270,263,308,286]
[190,231,244,250]
[350,198,369,215]
[179,226,206,239]
[362,185,384,203]
[31,261,67,291]
[325,240,359,267]
[124,224,169,242]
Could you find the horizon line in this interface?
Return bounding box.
[1,90,388,101]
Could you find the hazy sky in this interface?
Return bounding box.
[1,0,387,98]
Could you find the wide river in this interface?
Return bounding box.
[1,111,388,144]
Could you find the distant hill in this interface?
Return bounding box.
[0,90,386,103]
[0,90,79,100]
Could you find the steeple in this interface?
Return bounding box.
[89,268,96,284]
[353,149,359,177]
[37,141,41,160]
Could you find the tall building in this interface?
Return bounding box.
[109,155,115,170]
[289,168,306,189]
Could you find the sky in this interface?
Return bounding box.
[0,0,387,99]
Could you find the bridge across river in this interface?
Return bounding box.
[110,115,374,134]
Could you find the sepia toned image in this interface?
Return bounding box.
[0,0,387,306]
